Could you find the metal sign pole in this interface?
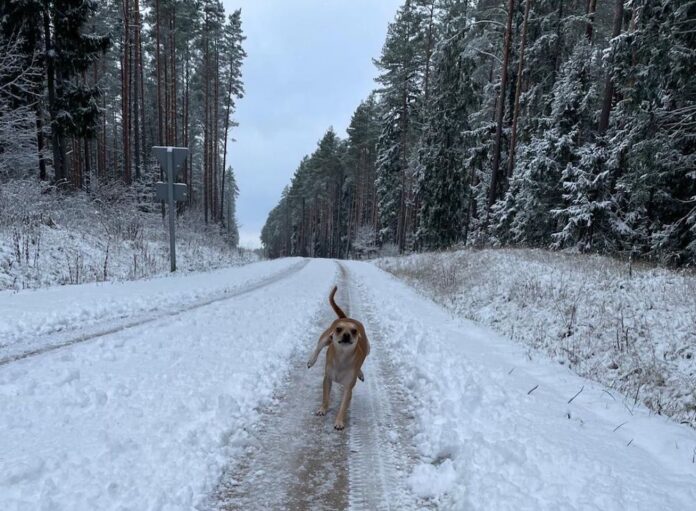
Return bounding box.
[153,146,188,273]
[167,148,176,272]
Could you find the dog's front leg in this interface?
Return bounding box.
[307,328,331,369]
[316,375,332,416]
[334,385,353,430]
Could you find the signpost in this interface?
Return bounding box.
[153,146,189,272]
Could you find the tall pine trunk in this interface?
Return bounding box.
[598,0,624,134]
[488,0,516,211]
[507,0,531,178]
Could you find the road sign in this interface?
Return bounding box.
[152,146,189,272]
[155,182,188,202]
[152,146,188,180]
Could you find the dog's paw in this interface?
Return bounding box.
[307,360,314,369]
[358,370,364,382]
[315,407,327,416]
[334,421,345,431]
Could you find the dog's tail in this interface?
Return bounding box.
[329,286,347,318]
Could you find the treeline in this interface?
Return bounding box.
[261,0,695,265]
[0,0,245,244]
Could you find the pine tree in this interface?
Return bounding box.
[224,166,240,247]
[343,95,381,254]
[607,0,696,264]
[42,0,110,184]
[374,0,431,251]
[494,40,599,245]
[220,10,246,225]
[552,142,618,252]
[416,1,477,249]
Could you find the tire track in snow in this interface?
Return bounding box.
[208,282,351,510]
[207,263,424,510]
[340,263,425,511]
[0,260,309,366]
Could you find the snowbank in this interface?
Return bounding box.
[348,261,696,510]
[376,248,696,428]
[0,258,302,360]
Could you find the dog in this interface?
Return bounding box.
[306,286,370,430]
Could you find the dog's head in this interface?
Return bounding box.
[330,320,360,350]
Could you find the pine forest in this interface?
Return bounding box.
[261,0,695,266]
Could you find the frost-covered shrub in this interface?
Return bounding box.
[0,178,256,290]
[377,248,696,428]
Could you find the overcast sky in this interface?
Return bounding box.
[220,0,402,248]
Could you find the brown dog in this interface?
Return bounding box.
[307,286,370,430]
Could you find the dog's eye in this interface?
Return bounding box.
[336,327,343,333]
[351,328,357,336]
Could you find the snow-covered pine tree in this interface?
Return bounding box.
[607,0,696,264]
[224,166,240,247]
[552,142,618,252]
[343,95,381,255]
[494,40,599,245]
[43,0,110,184]
[416,1,478,250]
[374,0,431,252]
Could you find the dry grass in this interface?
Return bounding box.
[376,248,696,428]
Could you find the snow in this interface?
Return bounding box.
[0,259,337,509]
[0,258,302,360]
[376,248,696,428]
[346,260,696,510]
[0,179,254,292]
[1,256,694,510]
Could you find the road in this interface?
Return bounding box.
[1,258,694,510]
[207,264,421,510]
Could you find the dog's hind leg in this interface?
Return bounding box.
[316,375,332,416]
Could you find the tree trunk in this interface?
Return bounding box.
[155,0,163,145]
[507,0,531,178]
[585,0,597,42]
[132,0,141,180]
[487,0,516,211]
[34,104,47,180]
[43,3,65,184]
[598,0,624,134]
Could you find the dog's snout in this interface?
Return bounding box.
[341,333,351,343]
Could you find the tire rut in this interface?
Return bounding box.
[208,283,351,511]
[340,263,425,511]
[207,262,425,510]
[0,260,309,366]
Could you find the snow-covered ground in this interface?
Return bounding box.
[0,179,254,291]
[349,261,696,510]
[376,249,696,428]
[0,259,336,509]
[0,258,304,362]
[1,257,694,510]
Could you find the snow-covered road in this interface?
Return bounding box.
[1,259,694,510]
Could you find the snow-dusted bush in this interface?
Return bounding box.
[351,224,378,259]
[376,248,696,428]
[0,178,256,290]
